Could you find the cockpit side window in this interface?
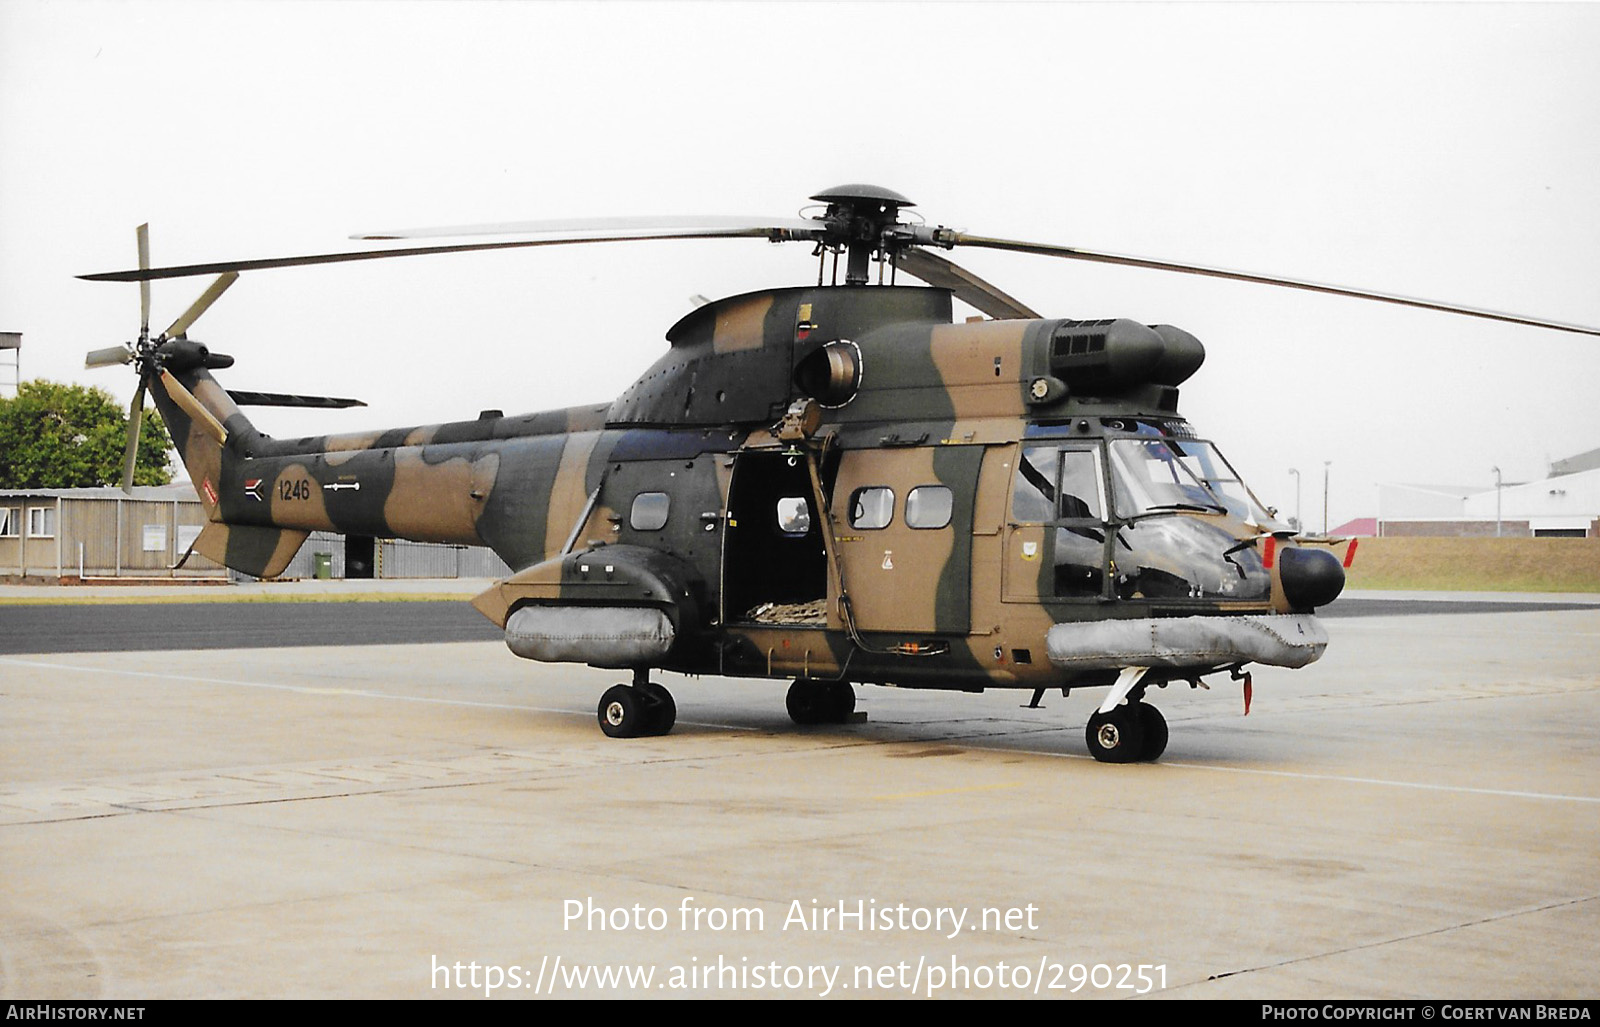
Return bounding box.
[1011,445,1105,523]
[1058,450,1104,521]
[1011,446,1058,523]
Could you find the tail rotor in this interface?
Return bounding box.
[84,224,238,490]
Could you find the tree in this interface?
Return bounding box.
[0,380,173,489]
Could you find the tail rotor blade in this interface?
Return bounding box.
[120,377,148,492]
[85,345,134,369]
[137,223,151,337]
[157,369,228,445]
[163,272,238,339]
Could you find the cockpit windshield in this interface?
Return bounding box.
[1107,437,1281,527]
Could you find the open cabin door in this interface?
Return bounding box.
[721,450,831,625]
[828,445,982,636]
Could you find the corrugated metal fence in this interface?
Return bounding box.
[2,491,513,581]
[272,532,512,580]
[59,496,225,579]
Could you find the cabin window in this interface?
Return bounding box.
[0,507,18,538]
[905,486,953,529]
[27,506,55,538]
[629,492,670,531]
[849,486,895,530]
[775,496,811,536]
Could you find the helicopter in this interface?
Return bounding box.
[79,185,1600,763]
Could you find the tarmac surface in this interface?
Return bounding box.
[1,584,1597,999]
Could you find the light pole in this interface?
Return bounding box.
[1322,460,1331,536]
[1288,468,1302,533]
[1492,466,1503,537]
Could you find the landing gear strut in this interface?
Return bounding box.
[597,670,676,738]
[786,678,857,725]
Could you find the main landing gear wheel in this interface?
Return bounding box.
[1137,703,1168,762]
[786,678,856,726]
[640,681,676,735]
[1085,704,1146,764]
[597,683,676,738]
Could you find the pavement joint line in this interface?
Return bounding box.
[0,860,585,940]
[1002,746,1600,804]
[1193,891,1600,989]
[0,655,760,729]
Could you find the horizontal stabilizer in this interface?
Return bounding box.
[191,522,310,579]
[226,390,367,409]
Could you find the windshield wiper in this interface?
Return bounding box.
[1120,502,1229,524]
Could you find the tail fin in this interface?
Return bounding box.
[148,345,310,578]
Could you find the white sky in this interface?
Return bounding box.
[2,0,1597,529]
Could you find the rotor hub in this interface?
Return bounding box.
[810,184,917,285]
[809,183,914,213]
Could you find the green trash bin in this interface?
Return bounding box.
[313,552,333,580]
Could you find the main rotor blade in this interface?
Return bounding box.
[226,389,366,409]
[163,272,239,338]
[947,233,1600,337]
[120,377,147,492]
[80,225,825,283]
[354,214,823,240]
[136,223,151,336]
[896,247,1039,320]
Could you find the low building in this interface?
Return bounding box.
[1378,457,1600,538]
[0,484,511,582]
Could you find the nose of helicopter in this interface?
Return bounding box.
[1278,546,1345,611]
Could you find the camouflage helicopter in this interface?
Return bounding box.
[81,185,1600,763]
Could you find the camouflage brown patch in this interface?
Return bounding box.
[830,447,954,634]
[404,425,440,447]
[727,626,844,679]
[711,293,774,354]
[322,430,385,454]
[929,319,1030,420]
[543,432,602,557]
[270,462,334,532]
[383,449,499,545]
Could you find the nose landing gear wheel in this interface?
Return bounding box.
[1137,703,1168,762]
[1085,704,1146,763]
